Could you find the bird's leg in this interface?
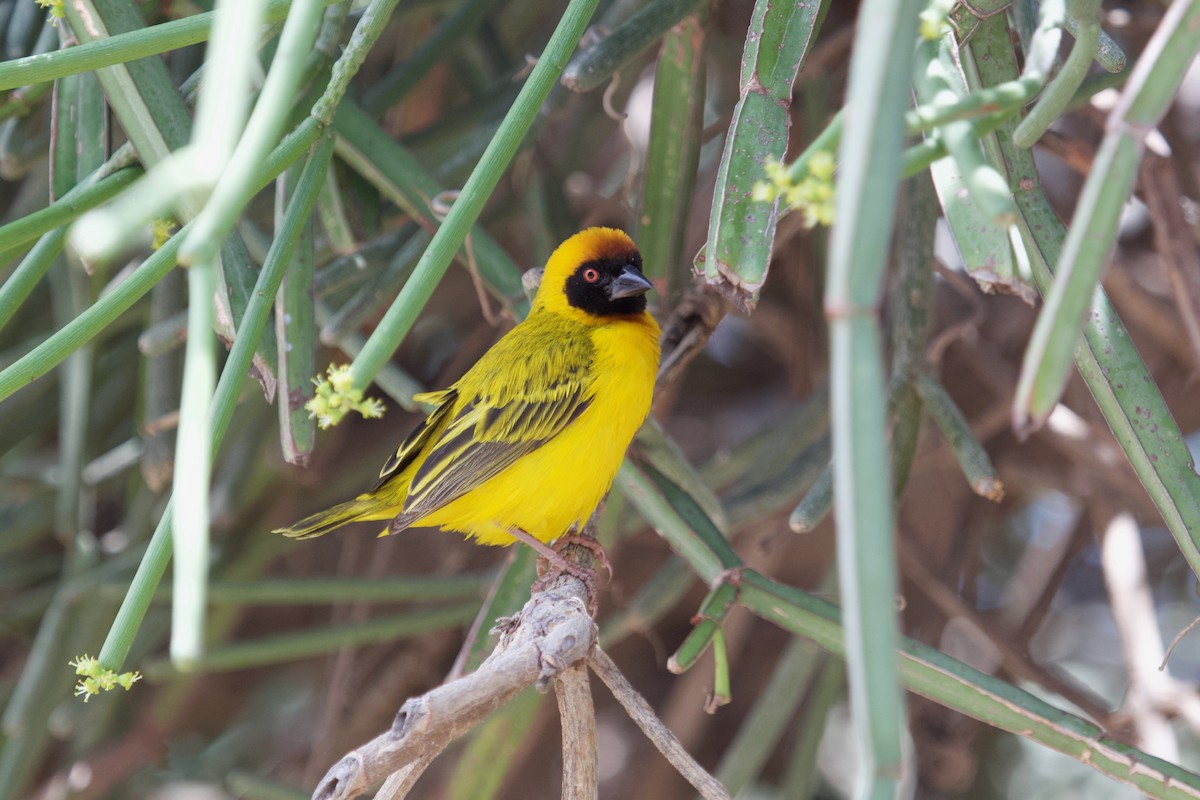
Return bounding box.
[508,527,599,615]
[505,526,573,571]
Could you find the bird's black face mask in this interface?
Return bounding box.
[565,254,652,317]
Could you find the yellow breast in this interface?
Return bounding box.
[414,312,660,545]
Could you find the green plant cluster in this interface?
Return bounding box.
[2,0,1200,798]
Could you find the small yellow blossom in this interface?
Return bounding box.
[37,0,65,21]
[807,151,835,181]
[306,364,386,429]
[70,655,142,702]
[150,219,177,250]
[751,152,837,229]
[751,182,778,203]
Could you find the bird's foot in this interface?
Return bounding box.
[551,532,613,581]
[532,561,599,617]
[507,527,600,615]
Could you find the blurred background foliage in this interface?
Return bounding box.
[3,0,1200,798]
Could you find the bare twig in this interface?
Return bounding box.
[306,535,378,784]
[1014,514,1093,647]
[1100,511,1200,757]
[556,664,598,800]
[898,542,1117,728]
[1139,153,1200,372]
[311,584,596,800]
[928,260,985,366]
[588,646,731,800]
[373,753,437,800]
[447,547,519,682]
[654,282,728,396]
[1163,618,1200,674]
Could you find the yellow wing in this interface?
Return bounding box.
[390,322,595,530]
[374,389,457,489]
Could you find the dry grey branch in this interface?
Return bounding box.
[588,646,732,800]
[654,283,728,395]
[309,523,729,800]
[311,583,596,800]
[373,753,436,800]
[556,664,598,800]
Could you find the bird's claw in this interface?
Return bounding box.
[553,532,613,581]
[532,557,599,617]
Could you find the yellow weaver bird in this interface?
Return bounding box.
[275,228,660,568]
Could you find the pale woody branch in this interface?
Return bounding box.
[311,532,731,800]
[312,582,595,800]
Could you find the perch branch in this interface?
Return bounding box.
[311,578,596,800]
[588,646,732,800]
[556,664,599,800]
[373,753,437,800]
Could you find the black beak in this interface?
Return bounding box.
[606,265,653,300]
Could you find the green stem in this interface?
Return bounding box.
[347,0,601,392]
[708,627,731,710]
[169,255,216,666]
[0,119,320,405]
[914,36,1016,225]
[0,229,68,331]
[1013,0,1200,430]
[168,0,280,668]
[274,166,317,465]
[780,79,1037,188]
[361,0,504,114]
[178,0,325,266]
[0,0,344,92]
[331,100,525,308]
[615,459,740,582]
[825,0,920,794]
[145,602,478,676]
[667,582,737,673]
[60,0,190,166]
[738,571,1200,800]
[914,373,1004,500]
[560,0,709,92]
[700,0,826,309]
[1012,0,1101,147]
[638,14,705,302]
[779,655,842,798]
[0,163,139,266]
[95,134,336,673]
[888,171,936,496]
[311,0,404,125]
[715,636,820,795]
[101,574,487,605]
[788,462,832,532]
[956,0,1200,643]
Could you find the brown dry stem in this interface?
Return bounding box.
[312,532,727,800]
[311,582,596,800]
[556,664,599,800]
[1101,511,1200,753]
[588,647,732,800]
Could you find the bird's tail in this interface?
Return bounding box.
[273,495,395,540]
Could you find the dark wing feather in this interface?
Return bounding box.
[393,321,594,527]
[373,389,458,490]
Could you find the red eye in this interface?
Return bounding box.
[582,267,600,283]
